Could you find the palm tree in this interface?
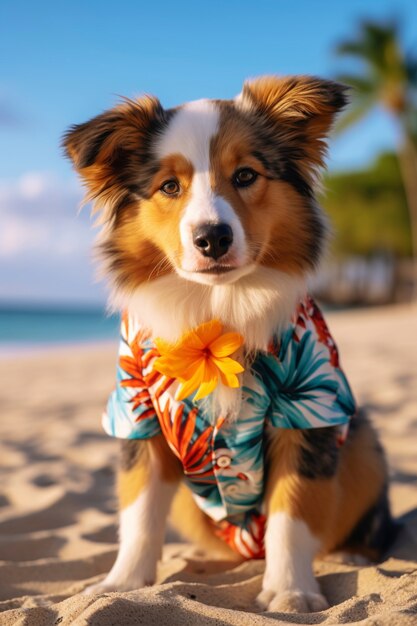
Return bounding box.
[335,18,417,297]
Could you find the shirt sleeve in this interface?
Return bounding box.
[256,296,356,430]
[102,314,162,440]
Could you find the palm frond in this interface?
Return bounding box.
[336,19,403,75]
[333,97,376,135]
[336,74,378,95]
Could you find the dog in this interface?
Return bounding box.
[64,75,396,613]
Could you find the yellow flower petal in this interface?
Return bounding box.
[154,337,172,354]
[155,334,204,355]
[180,353,212,379]
[175,359,206,401]
[154,353,197,378]
[153,357,176,377]
[157,344,202,362]
[209,332,244,358]
[203,358,218,381]
[212,356,244,375]
[194,320,223,346]
[219,371,241,388]
[194,361,219,400]
[154,320,244,399]
[180,330,205,351]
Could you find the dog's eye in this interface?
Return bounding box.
[160,179,180,195]
[233,168,258,188]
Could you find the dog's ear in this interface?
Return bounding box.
[63,96,166,217]
[240,76,348,184]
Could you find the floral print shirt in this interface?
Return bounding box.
[103,296,355,558]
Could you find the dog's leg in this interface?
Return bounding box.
[257,428,339,613]
[257,418,390,613]
[85,435,182,594]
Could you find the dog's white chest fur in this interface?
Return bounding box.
[111,267,305,416]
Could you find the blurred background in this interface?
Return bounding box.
[1,0,416,350]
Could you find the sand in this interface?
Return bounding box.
[0,304,416,625]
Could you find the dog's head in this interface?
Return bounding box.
[64,76,347,295]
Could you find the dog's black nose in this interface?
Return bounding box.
[193,223,233,260]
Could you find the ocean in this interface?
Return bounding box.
[0,305,120,349]
[0,301,350,354]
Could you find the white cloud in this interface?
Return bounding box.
[0,215,49,256]
[0,171,106,303]
[19,172,51,200]
[0,171,92,258]
[0,170,86,219]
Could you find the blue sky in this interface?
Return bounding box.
[1,0,416,305]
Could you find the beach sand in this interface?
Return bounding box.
[0,304,416,625]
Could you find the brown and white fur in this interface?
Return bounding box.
[64,76,396,613]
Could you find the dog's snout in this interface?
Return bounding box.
[192,223,233,260]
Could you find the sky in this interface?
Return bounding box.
[1,0,416,306]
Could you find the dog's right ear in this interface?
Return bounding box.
[63,96,166,214]
[63,109,120,172]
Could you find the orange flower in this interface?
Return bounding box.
[153,320,244,401]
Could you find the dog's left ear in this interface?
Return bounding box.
[240,75,348,182]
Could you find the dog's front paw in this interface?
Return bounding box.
[83,575,154,595]
[83,581,119,595]
[256,588,328,613]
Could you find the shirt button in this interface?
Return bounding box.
[224,483,239,496]
[217,455,231,468]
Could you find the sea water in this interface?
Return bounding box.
[0,305,120,349]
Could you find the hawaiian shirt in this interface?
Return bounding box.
[103,296,355,558]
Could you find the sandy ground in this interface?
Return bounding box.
[0,304,416,626]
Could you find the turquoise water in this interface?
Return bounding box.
[0,306,120,346]
[0,302,350,350]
